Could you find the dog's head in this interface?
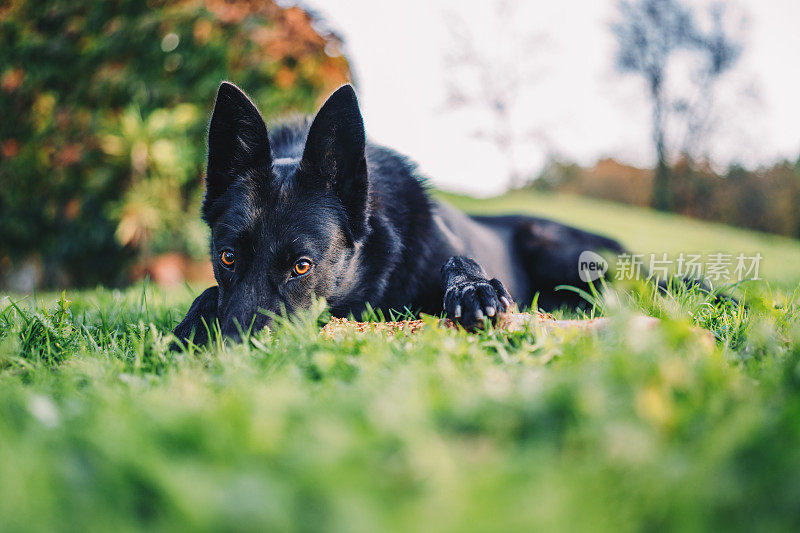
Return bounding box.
[203,82,369,337]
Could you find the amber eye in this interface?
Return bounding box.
[219,250,235,268]
[293,259,311,277]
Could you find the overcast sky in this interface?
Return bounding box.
[303,0,800,195]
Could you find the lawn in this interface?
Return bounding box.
[2,193,800,532]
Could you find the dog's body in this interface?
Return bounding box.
[174,84,624,344]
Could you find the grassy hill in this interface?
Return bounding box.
[1,194,800,531]
[441,190,800,286]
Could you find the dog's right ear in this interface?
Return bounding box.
[204,82,271,221]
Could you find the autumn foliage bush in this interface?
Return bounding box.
[0,0,350,288]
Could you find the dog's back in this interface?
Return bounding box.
[265,116,622,312]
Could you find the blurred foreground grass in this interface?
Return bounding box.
[3,194,800,531]
[1,280,800,531]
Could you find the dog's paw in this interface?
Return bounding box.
[444,277,514,329]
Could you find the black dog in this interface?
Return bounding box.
[174,83,625,344]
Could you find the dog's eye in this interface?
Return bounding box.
[292,259,311,277]
[219,250,235,268]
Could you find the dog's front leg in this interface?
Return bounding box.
[440,256,514,329]
[172,286,219,347]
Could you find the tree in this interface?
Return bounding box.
[612,0,742,211]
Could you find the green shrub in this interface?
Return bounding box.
[0,0,351,287]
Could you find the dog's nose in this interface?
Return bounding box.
[250,313,272,335]
[220,312,272,341]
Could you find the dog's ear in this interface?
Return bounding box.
[301,84,369,238]
[204,82,271,221]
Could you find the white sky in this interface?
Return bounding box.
[304,0,800,195]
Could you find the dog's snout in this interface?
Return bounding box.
[219,312,272,340]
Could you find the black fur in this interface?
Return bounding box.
[174,83,629,344]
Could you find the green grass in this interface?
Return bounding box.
[3,193,800,532]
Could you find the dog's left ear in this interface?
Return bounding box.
[301,85,369,238]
